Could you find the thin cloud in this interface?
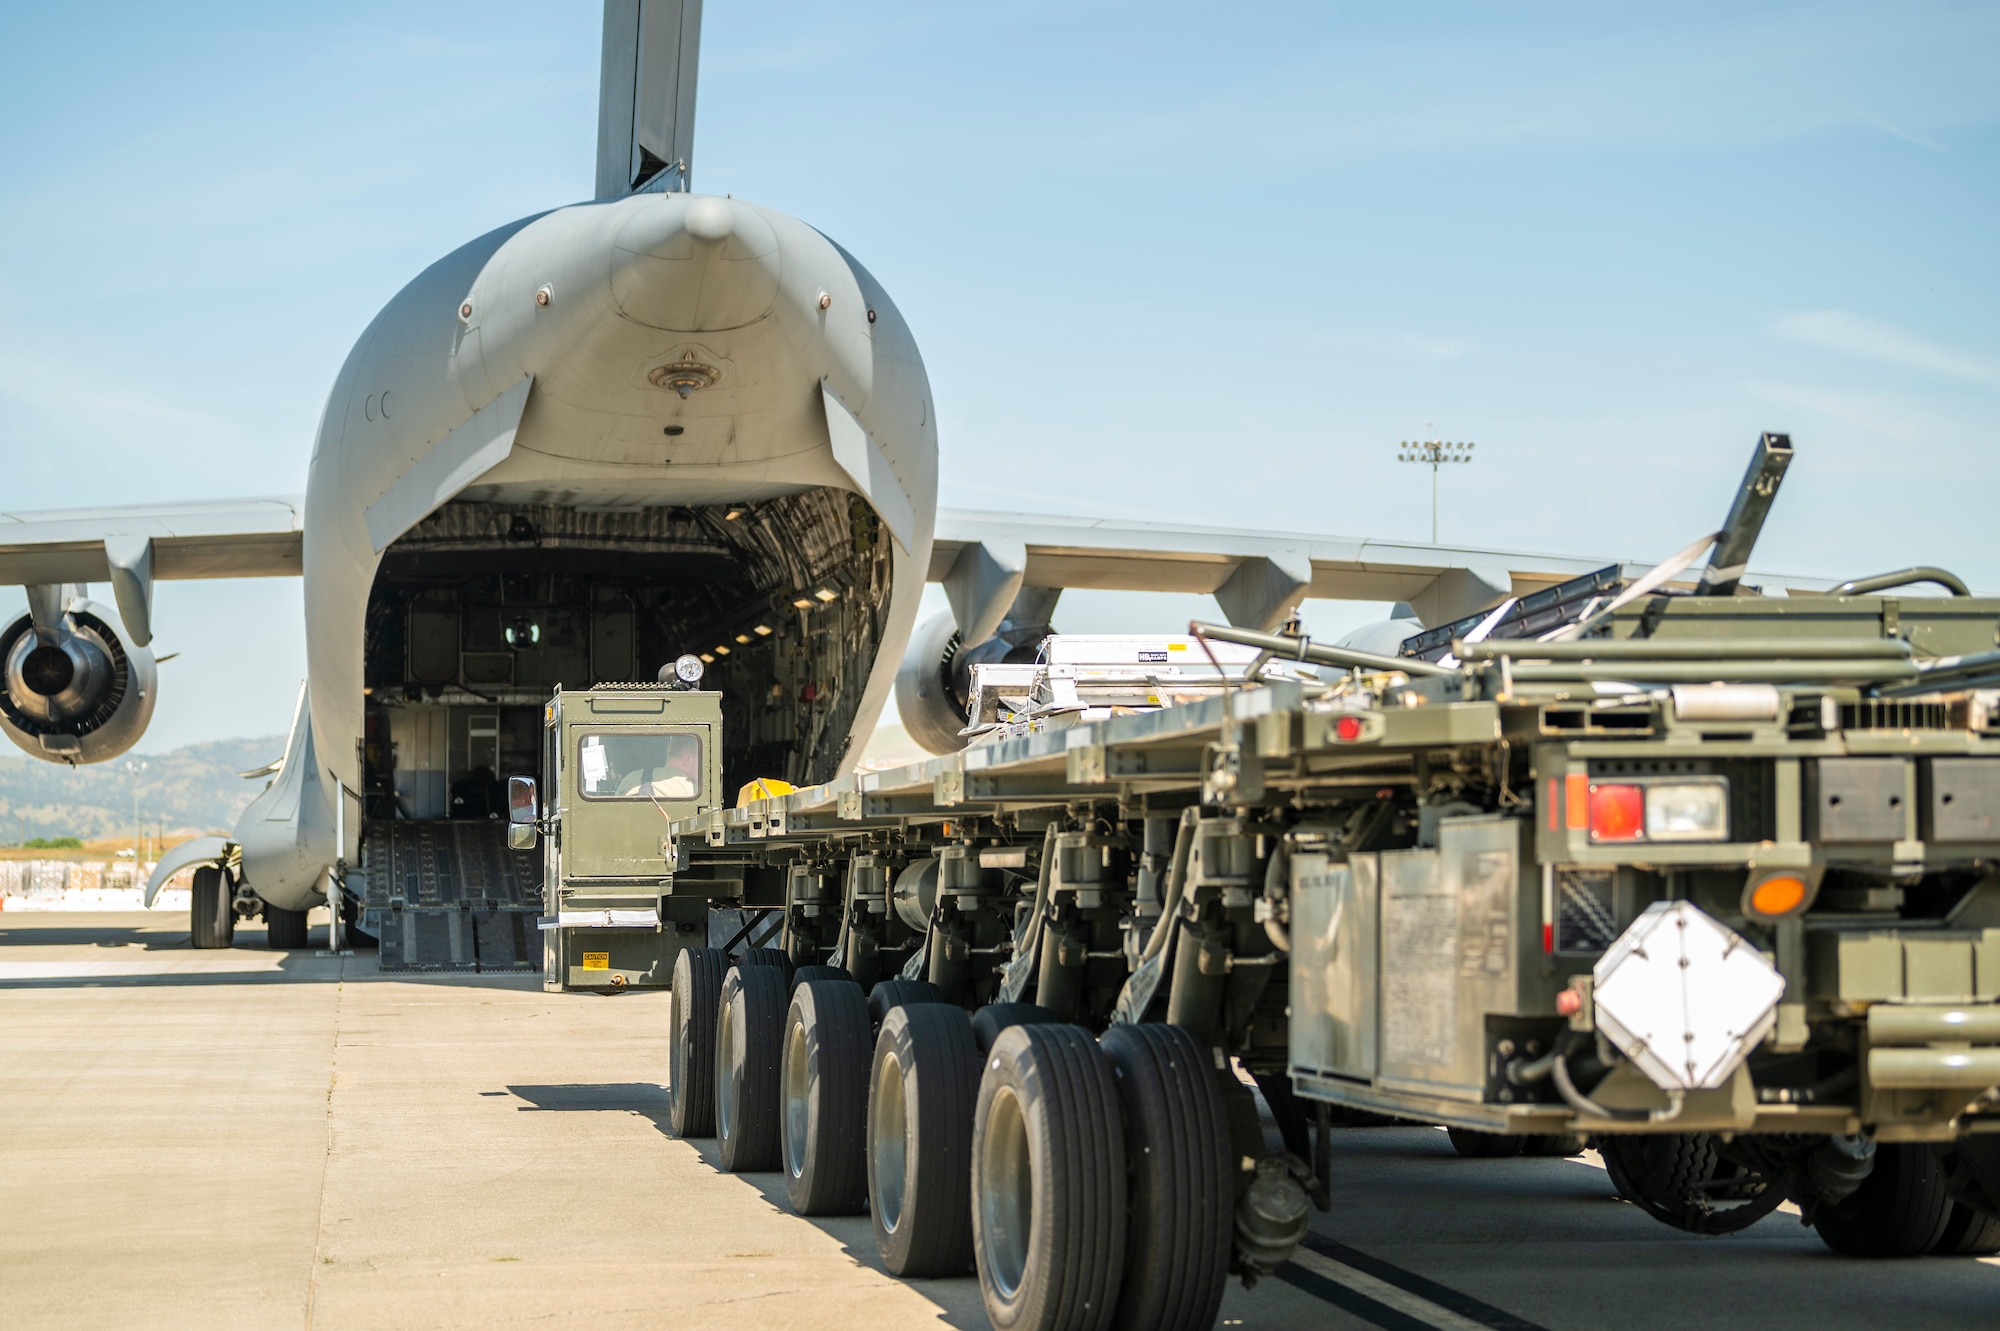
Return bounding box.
[1770,311,1997,387]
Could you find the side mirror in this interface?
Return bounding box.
[507,776,539,850]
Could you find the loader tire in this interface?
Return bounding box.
[741,946,793,980]
[782,980,872,1215]
[1933,1199,2000,1257]
[869,1002,979,1276]
[1447,1128,1522,1159]
[1521,1132,1588,1157]
[669,947,727,1137]
[716,963,787,1172]
[190,867,233,949]
[1099,1023,1229,1331]
[973,1023,1127,1331]
[1814,1142,1953,1257]
[265,904,309,950]
[970,1003,1061,1054]
[867,978,944,1034]
[790,963,858,993]
[1599,1133,1786,1235]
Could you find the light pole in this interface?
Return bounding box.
[125,759,148,890]
[1397,434,1475,544]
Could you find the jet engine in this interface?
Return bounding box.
[0,596,157,765]
[894,609,1053,755]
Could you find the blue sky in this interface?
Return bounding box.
[2,1,1996,752]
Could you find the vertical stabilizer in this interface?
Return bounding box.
[596,0,704,199]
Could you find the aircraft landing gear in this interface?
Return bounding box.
[189,866,234,949]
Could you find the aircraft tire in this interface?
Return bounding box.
[1814,1142,1953,1257]
[716,963,787,1172]
[1521,1132,1589,1157]
[869,1002,978,1276]
[866,978,944,1035]
[1099,1023,1229,1331]
[973,1023,1127,1331]
[790,963,858,993]
[190,867,233,949]
[1447,1128,1523,1158]
[969,1002,1060,1054]
[781,979,872,1215]
[265,904,309,950]
[670,947,727,1137]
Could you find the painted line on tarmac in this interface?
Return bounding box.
[1277,1233,1549,1331]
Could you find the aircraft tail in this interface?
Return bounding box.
[596,0,703,198]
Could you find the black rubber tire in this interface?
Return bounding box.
[971,1003,1061,1054]
[781,980,873,1215]
[1099,1023,1229,1331]
[1447,1127,1522,1159]
[1599,1132,1787,1235]
[190,867,234,949]
[742,946,793,979]
[791,963,858,993]
[973,1024,1128,1331]
[716,964,788,1172]
[669,947,727,1137]
[1934,1200,2000,1256]
[1814,1143,1954,1257]
[264,904,309,950]
[1521,1132,1588,1158]
[867,977,944,1034]
[868,1002,980,1276]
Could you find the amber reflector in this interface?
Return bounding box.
[1748,874,1808,918]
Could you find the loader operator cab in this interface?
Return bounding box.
[508,675,724,993]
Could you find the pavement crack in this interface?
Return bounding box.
[302,957,346,1330]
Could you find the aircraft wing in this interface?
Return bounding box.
[932,508,1831,643]
[0,496,305,585]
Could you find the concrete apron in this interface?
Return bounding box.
[0,912,974,1331]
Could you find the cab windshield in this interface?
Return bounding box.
[577,732,703,801]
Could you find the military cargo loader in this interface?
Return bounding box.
[516,435,2000,1331]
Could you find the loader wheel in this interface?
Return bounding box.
[264,904,310,950]
[716,964,788,1172]
[1933,1199,2000,1257]
[1099,1023,1229,1331]
[1522,1133,1588,1158]
[741,946,793,980]
[190,867,233,949]
[781,980,872,1215]
[869,1002,979,1276]
[1813,1142,1953,1257]
[1447,1128,1522,1159]
[867,978,944,1034]
[973,1024,1127,1331]
[669,948,727,1137]
[970,1002,1060,1054]
[790,963,857,993]
[1599,1133,1787,1235]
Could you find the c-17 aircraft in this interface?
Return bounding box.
[0,1,1784,948]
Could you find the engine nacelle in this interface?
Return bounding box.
[894,610,1052,755]
[0,598,157,764]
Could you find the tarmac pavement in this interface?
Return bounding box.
[2,912,1995,1330]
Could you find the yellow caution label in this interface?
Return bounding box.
[581,952,610,970]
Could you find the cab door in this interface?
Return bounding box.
[560,718,713,879]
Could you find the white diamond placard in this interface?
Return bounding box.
[1592,900,1786,1092]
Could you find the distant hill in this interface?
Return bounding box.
[0,735,286,844]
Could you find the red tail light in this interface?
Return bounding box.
[1588,783,1645,842]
